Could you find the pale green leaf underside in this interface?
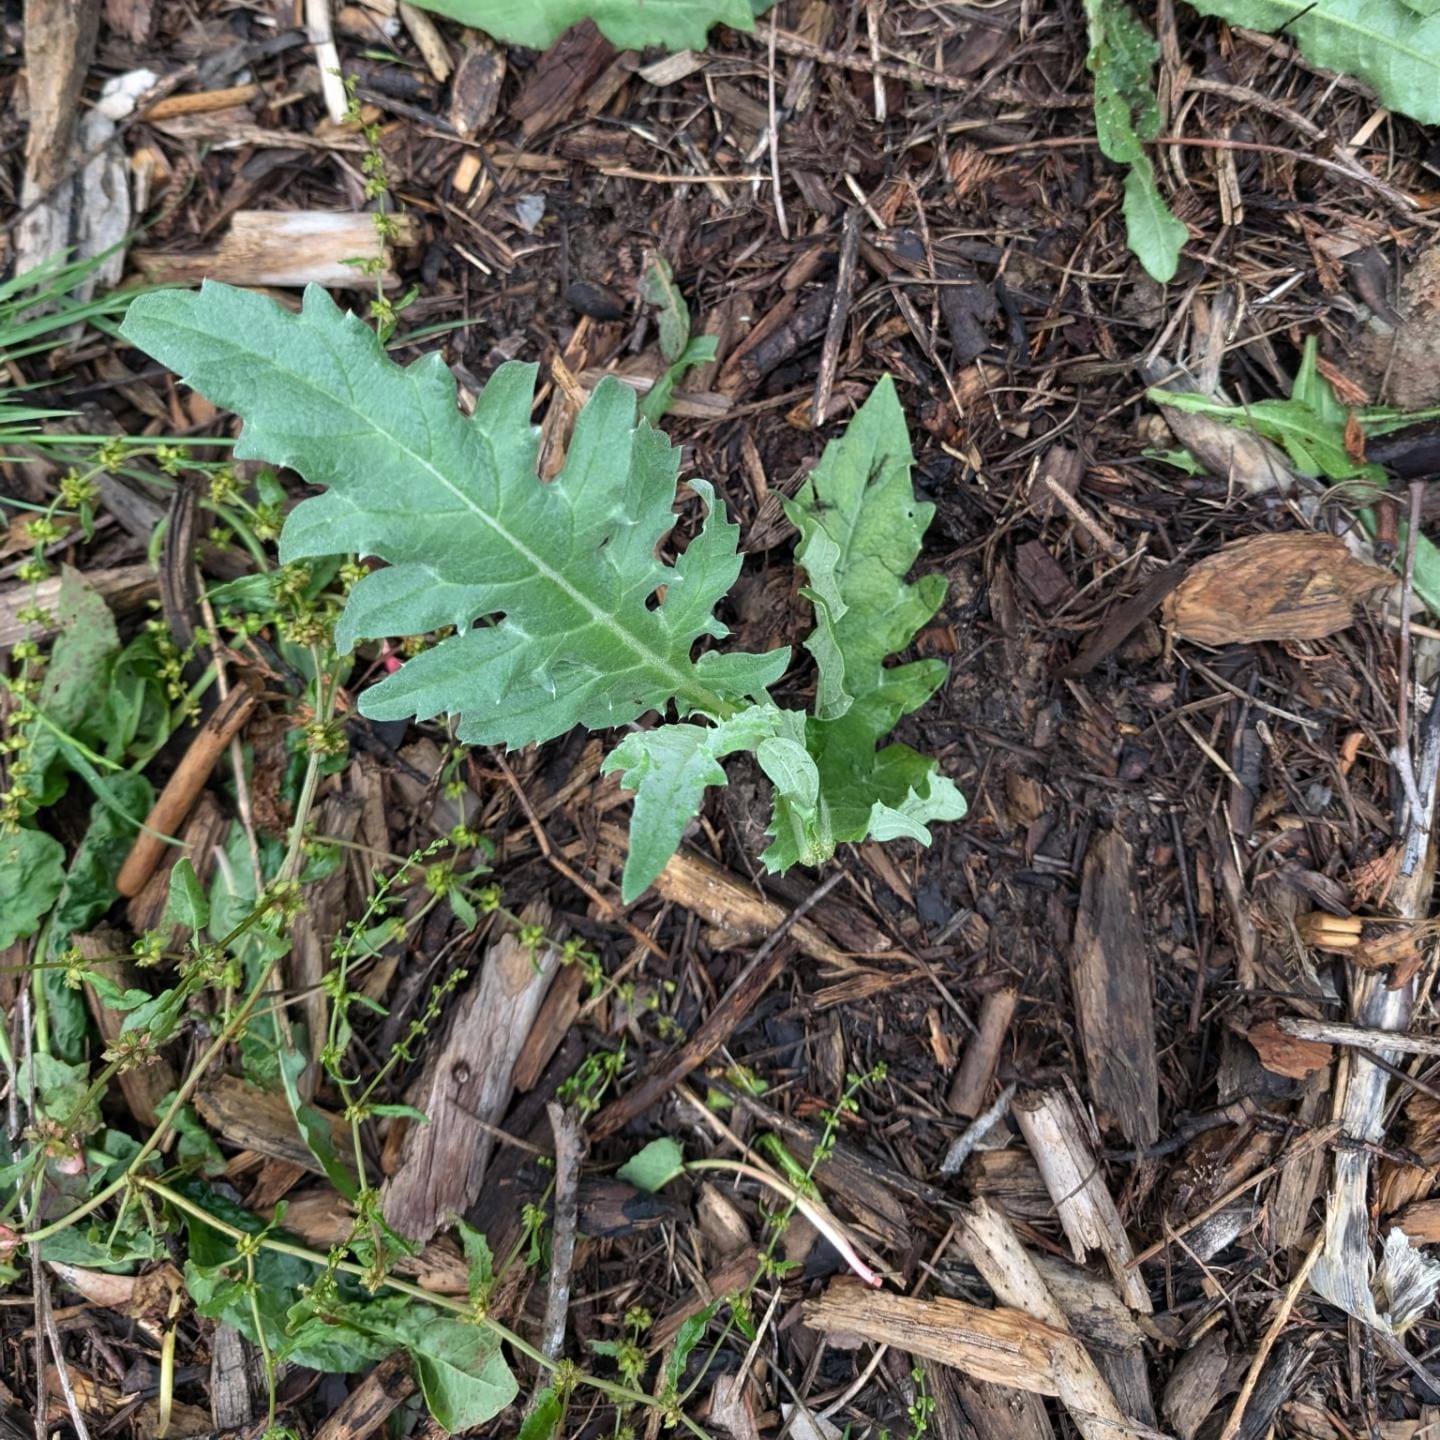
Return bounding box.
[1185,0,1440,124]
[403,0,773,52]
[602,703,784,901]
[119,283,784,750]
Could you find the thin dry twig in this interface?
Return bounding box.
[534,1103,585,1377]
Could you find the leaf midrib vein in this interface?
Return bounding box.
[207,323,717,710]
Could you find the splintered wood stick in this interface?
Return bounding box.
[803,1281,1085,1396]
[116,686,257,897]
[1279,1016,1440,1058]
[957,1200,1138,1440]
[1312,677,1440,1331]
[1013,1088,1152,1314]
[947,985,1017,1117]
[381,903,561,1243]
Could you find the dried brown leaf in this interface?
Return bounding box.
[1164,533,1391,646]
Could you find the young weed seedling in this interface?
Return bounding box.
[119,282,965,900]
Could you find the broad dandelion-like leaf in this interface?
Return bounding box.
[119,282,786,750]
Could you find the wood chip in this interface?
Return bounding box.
[1163,532,1392,646]
[133,210,414,289]
[1070,830,1159,1147]
[380,904,561,1242]
[804,1281,1097,1397]
[1246,1020,1333,1079]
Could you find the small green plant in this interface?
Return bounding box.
[1084,0,1188,283]
[1149,337,1440,608]
[1185,0,1440,125]
[638,253,716,426]
[119,283,965,903]
[400,0,777,53]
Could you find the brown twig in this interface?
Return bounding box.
[590,870,844,1140]
[116,685,257,897]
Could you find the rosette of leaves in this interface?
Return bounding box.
[120,283,963,902]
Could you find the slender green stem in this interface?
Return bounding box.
[18,941,284,1245]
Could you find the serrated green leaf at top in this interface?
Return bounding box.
[402,0,774,53]
[784,377,945,720]
[119,282,786,751]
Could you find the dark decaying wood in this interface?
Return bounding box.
[313,1351,416,1440]
[1069,830,1159,1148]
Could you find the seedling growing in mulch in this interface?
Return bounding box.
[119,281,966,903]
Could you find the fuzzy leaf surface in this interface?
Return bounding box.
[119,283,784,749]
[778,378,965,868]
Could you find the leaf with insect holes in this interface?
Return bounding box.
[1084,0,1186,282]
[119,283,788,751]
[775,378,966,870]
[402,0,777,53]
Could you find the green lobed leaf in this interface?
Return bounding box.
[602,703,787,901]
[666,1300,717,1391]
[640,253,690,364]
[1084,0,1187,281]
[1184,0,1440,124]
[402,0,775,53]
[120,283,786,751]
[778,379,964,868]
[455,1217,495,1307]
[0,827,66,949]
[28,567,121,807]
[617,1136,685,1192]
